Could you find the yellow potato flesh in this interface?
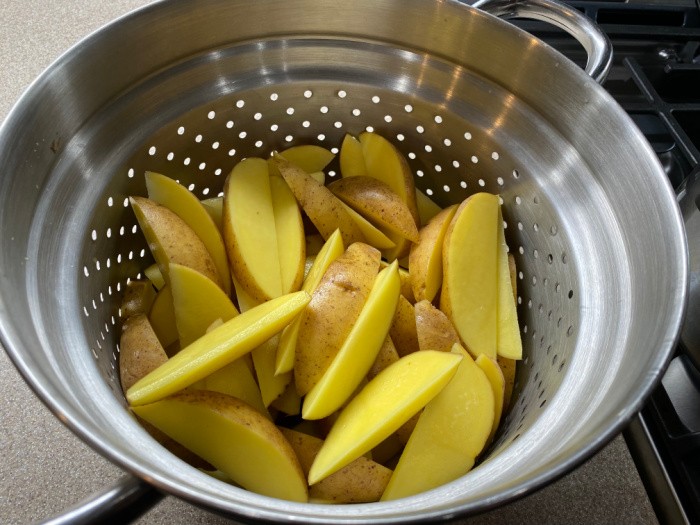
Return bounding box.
[270,380,301,416]
[441,193,499,359]
[145,172,231,295]
[302,261,400,420]
[294,243,380,396]
[408,204,458,303]
[280,428,391,503]
[274,155,365,247]
[340,202,396,250]
[308,350,462,485]
[381,345,495,501]
[359,131,419,222]
[144,263,165,290]
[475,353,505,443]
[132,391,308,502]
[130,196,220,287]
[415,188,442,225]
[223,158,283,302]
[127,291,310,406]
[148,285,177,349]
[276,229,344,375]
[273,144,335,175]
[270,175,305,294]
[498,355,516,411]
[339,134,367,178]
[169,263,238,348]
[200,196,223,232]
[497,207,523,360]
[193,357,269,419]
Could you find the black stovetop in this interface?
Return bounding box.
[516,2,700,523]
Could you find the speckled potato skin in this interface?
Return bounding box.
[389,295,420,357]
[119,314,168,392]
[294,242,380,396]
[414,299,460,353]
[280,428,391,503]
[130,196,220,287]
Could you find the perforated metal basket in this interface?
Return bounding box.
[0,0,688,522]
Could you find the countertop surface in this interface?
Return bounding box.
[0,2,658,524]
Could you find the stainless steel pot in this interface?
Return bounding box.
[0,0,687,523]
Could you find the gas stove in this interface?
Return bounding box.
[514,2,700,523]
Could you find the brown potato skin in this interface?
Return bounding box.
[414,300,460,353]
[120,280,157,319]
[280,428,392,503]
[294,242,381,396]
[119,314,168,392]
[389,295,420,357]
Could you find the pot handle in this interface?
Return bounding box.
[473,0,613,84]
[39,475,163,525]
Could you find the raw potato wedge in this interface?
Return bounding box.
[276,229,344,375]
[440,193,499,359]
[271,380,302,416]
[130,196,220,286]
[294,243,380,396]
[145,171,231,295]
[223,157,283,303]
[408,204,458,302]
[475,354,505,443]
[119,314,168,392]
[497,206,522,360]
[389,295,420,357]
[280,428,392,503]
[339,134,367,178]
[328,176,420,243]
[270,175,305,294]
[415,188,442,225]
[499,253,519,409]
[269,144,335,176]
[144,263,165,290]
[308,350,462,485]
[127,291,310,406]
[169,263,239,348]
[340,202,396,251]
[274,155,365,247]
[149,285,178,349]
[367,336,400,380]
[201,196,223,231]
[414,299,460,353]
[302,261,400,420]
[120,280,157,319]
[381,345,495,501]
[133,391,308,502]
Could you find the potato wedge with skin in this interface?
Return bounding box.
[274,155,365,247]
[367,336,399,380]
[302,261,400,420]
[381,345,494,501]
[329,176,419,244]
[223,158,283,303]
[133,391,308,502]
[270,380,302,416]
[148,285,178,350]
[145,172,230,295]
[339,134,367,179]
[308,350,462,485]
[441,193,499,359]
[276,229,344,375]
[497,206,522,360]
[294,243,380,396]
[389,295,420,357]
[408,204,458,303]
[169,263,239,348]
[280,428,391,503]
[358,131,419,223]
[119,314,168,392]
[193,356,269,419]
[415,188,442,225]
[270,175,306,294]
[201,196,223,232]
[414,299,460,353]
[127,291,310,406]
[340,202,396,251]
[476,353,505,443]
[130,196,220,287]
[269,145,335,176]
[498,355,516,410]
[120,280,157,319]
[144,263,165,290]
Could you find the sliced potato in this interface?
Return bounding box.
[119,314,168,392]
[497,206,522,360]
[148,285,178,350]
[475,353,505,443]
[389,295,420,357]
[414,299,460,353]
[271,175,305,294]
[120,280,157,319]
[270,144,335,175]
[415,188,442,225]
[339,134,367,178]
